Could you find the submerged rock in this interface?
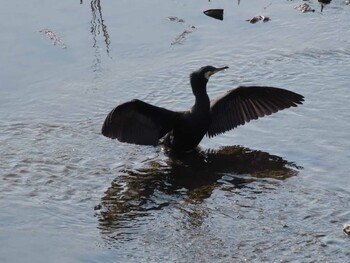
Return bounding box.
[171,26,196,45]
[203,9,224,21]
[167,15,196,45]
[39,29,67,48]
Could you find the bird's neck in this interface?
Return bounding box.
[192,95,210,118]
[194,92,209,107]
[191,77,210,113]
[191,76,209,96]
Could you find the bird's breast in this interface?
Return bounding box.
[170,111,210,151]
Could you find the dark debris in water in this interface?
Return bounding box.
[39,29,67,49]
[203,9,224,21]
[167,16,185,23]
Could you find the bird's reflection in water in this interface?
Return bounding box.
[96,145,301,242]
[318,0,331,12]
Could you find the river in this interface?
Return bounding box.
[1,0,350,262]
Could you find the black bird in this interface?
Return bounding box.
[102,66,304,152]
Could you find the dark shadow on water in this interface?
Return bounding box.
[95,145,301,243]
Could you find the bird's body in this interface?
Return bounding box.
[165,105,210,152]
[102,66,304,152]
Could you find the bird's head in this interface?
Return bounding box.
[190,65,228,95]
[192,65,229,80]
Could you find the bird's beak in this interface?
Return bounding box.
[212,66,229,75]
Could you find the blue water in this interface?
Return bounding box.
[1,0,350,262]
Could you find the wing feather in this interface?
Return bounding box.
[207,86,304,137]
[248,98,264,117]
[102,99,179,145]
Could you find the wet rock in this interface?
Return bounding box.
[39,29,67,48]
[246,16,260,24]
[294,3,315,13]
[343,224,350,236]
[171,26,196,45]
[167,16,195,45]
[203,9,224,21]
[246,15,270,24]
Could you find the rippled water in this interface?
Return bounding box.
[1,0,350,262]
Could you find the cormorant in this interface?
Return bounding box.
[102,66,304,152]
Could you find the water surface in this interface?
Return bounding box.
[1,0,350,262]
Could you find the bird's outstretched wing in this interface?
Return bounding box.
[207,86,304,138]
[102,99,179,145]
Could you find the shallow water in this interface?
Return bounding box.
[1,0,350,262]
